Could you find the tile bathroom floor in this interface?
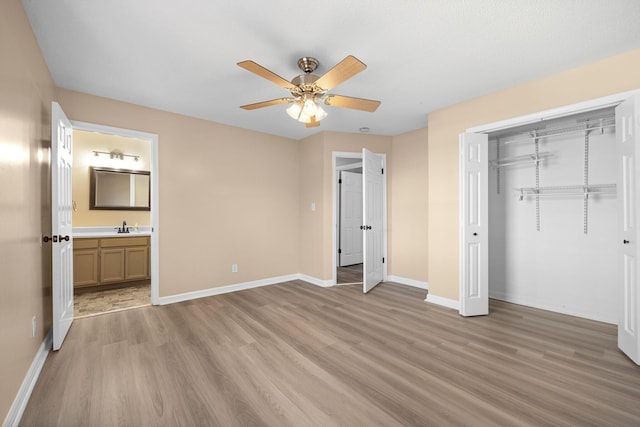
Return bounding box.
[74,283,150,318]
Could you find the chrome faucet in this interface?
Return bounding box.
[116,220,129,234]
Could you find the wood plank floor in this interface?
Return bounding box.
[21,281,640,426]
[336,263,363,284]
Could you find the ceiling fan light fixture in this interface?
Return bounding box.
[287,98,327,124]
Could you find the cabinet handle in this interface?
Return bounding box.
[624,239,630,244]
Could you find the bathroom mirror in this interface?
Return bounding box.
[90,166,150,210]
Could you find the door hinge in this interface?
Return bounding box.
[338,179,342,184]
[382,257,385,263]
[338,248,342,254]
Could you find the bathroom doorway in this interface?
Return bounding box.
[70,121,159,318]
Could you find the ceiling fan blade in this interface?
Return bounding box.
[305,116,321,128]
[237,60,295,90]
[324,95,381,112]
[314,55,367,91]
[240,98,292,110]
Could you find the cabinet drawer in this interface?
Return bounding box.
[100,236,149,248]
[74,238,99,249]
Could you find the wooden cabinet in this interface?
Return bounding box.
[73,236,150,288]
[73,239,99,287]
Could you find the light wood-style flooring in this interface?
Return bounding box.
[21,281,640,426]
[336,263,363,284]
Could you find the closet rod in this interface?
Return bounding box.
[517,183,616,200]
[496,117,615,146]
[490,152,552,169]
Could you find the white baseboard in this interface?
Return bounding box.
[387,275,429,290]
[4,329,52,427]
[489,291,616,325]
[297,274,333,287]
[158,274,300,305]
[157,273,336,305]
[425,293,460,311]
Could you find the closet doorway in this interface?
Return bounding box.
[459,90,640,364]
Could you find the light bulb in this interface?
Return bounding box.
[302,99,318,116]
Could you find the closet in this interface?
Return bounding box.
[487,108,617,323]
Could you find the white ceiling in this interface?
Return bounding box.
[21,0,640,140]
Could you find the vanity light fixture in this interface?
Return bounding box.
[92,150,139,161]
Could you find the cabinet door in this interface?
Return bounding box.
[100,248,125,283]
[125,246,149,280]
[73,249,99,287]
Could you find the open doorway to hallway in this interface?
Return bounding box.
[335,156,363,285]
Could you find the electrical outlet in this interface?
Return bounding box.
[32,316,36,338]
[232,263,238,273]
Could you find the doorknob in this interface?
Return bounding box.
[473,232,478,236]
[624,239,630,244]
[43,235,70,243]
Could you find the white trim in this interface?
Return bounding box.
[489,292,617,325]
[466,89,640,134]
[336,162,363,171]
[298,274,334,287]
[69,120,160,305]
[425,294,460,310]
[4,329,52,427]
[387,275,429,290]
[158,273,336,305]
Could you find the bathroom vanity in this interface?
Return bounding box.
[73,234,150,288]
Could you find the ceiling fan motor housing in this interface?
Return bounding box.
[297,57,319,73]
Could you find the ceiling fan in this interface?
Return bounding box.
[237,55,381,128]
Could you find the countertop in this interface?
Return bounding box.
[73,226,152,239]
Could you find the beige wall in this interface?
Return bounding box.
[57,89,300,297]
[390,128,428,282]
[427,48,640,301]
[72,130,151,226]
[298,133,325,279]
[0,0,55,422]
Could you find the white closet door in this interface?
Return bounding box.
[616,95,640,365]
[339,171,363,266]
[459,132,489,316]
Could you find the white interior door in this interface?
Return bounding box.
[459,132,489,316]
[51,102,74,351]
[339,171,363,266]
[363,149,385,293]
[616,95,640,365]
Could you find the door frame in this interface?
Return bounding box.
[332,151,388,285]
[460,89,640,318]
[71,121,160,305]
